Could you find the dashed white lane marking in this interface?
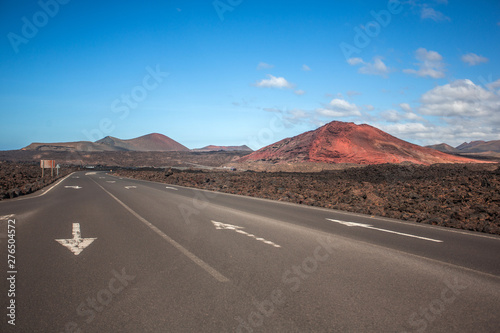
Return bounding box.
[91,179,229,283]
[165,187,178,190]
[327,218,443,243]
[211,221,281,248]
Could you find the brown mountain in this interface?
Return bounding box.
[425,143,459,154]
[96,133,189,152]
[23,133,189,152]
[238,121,482,165]
[193,145,253,152]
[22,141,124,152]
[456,140,500,153]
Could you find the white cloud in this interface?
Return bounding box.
[302,64,311,71]
[372,78,500,146]
[294,90,306,96]
[385,79,500,145]
[255,75,294,89]
[403,48,445,78]
[381,109,401,123]
[419,79,499,117]
[420,6,450,21]
[399,103,412,112]
[364,104,374,111]
[378,121,500,147]
[316,99,362,118]
[257,62,274,70]
[382,122,430,135]
[347,57,363,65]
[381,107,424,123]
[347,57,390,77]
[461,53,489,66]
[487,79,500,91]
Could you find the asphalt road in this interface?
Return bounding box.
[1,171,499,332]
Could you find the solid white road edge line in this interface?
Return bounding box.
[327,218,443,243]
[92,180,230,283]
[4,172,76,202]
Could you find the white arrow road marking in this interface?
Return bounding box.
[165,186,178,190]
[64,186,82,189]
[55,223,97,255]
[106,181,116,183]
[211,221,281,248]
[326,218,443,243]
[125,186,137,189]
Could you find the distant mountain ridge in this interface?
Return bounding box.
[427,140,500,154]
[23,133,189,152]
[238,121,482,165]
[425,143,459,154]
[193,145,253,152]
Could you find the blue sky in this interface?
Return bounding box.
[1,0,499,150]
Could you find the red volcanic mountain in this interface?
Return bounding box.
[238,121,481,165]
[23,133,189,152]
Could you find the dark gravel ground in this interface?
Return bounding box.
[114,163,500,235]
[0,161,77,199]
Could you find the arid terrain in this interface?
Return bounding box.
[0,150,248,168]
[3,122,499,234]
[114,163,500,235]
[0,161,77,199]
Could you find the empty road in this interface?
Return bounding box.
[1,171,499,332]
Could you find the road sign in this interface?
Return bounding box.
[40,160,56,168]
[40,160,56,177]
